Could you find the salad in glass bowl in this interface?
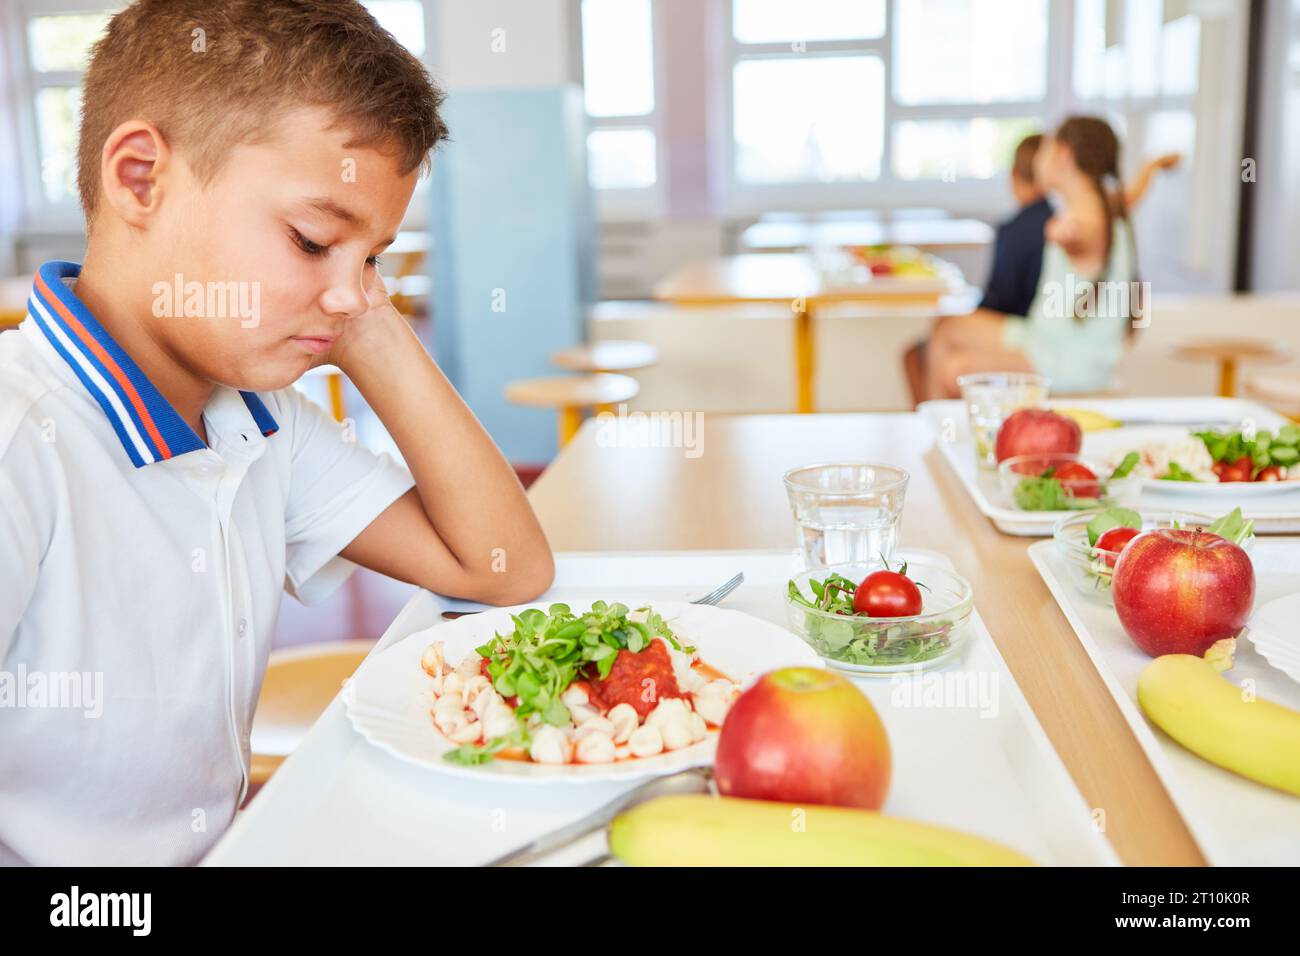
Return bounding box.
[999,451,1142,512]
[785,560,973,674]
[1052,507,1256,604]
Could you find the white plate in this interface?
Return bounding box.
[1247,592,1300,685]
[1082,424,1300,498]
[1141,477,1300,497]
[344,598,823,784]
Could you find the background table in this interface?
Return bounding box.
[526,412,1207,865]
[739,217,994,253]
[653,254,974,414]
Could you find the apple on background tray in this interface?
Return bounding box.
[714,667,891,810]
[1111,528,1255,657]
[995,407,1082,463]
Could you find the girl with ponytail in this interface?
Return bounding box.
[925,115,1140,398]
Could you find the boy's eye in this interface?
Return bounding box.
[292,228,382,269]
[291,228,328,257]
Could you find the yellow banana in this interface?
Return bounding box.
[1138,654,1300,797]
[608,794,1035,866]
[1055,407,1121,432]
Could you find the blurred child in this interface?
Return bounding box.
[924,116,1140,398]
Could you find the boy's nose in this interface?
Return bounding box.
[318,279,371,319]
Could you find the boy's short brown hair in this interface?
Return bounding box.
[77,0,448,226]
[1011,134,1042,183]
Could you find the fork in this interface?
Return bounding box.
[440,571,745,620]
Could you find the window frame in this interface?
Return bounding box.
[578,0,665,219]
[6,0,125,232]
[719,0,1071,217]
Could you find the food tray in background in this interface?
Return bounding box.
[919,397,1300,536]
[206,550,1117,866]
[1029,537,1300,866]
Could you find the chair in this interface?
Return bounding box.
[249,640,375,787]
[302,364,347,421]
[1171,337,1292,397]
[550,339,659,375]
[504,373,640,447]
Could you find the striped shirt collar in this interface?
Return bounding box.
[26,260,279,468]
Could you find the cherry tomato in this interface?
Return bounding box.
[1256,465,1283,482]
[1218,457,1252,483]
[1212,461,1227,480]
[853,569,923,617]
[1053,461,1101,499]
[1094,526,1141,567]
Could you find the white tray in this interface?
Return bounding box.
[1029,537,1300,866]
[204,550,1117,866]
[919,397,1300,536]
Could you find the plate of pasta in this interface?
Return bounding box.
[343,597,822,782]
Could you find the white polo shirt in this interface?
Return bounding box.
[0,261,415,866]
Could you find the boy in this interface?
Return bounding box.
[976,134,1054,319]
[0,0,554,865]
[903,134,1050,403]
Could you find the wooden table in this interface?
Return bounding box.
[653,253,974,414]
[1,275,33,328]
[739,217,994,253]
[528,412,1206,866]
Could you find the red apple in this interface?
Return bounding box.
[1111,528,1255,657]
[714,667,890,810]
[994,408,1082,463]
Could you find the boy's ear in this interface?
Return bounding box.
[98,120,171,227]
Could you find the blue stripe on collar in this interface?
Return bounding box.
[28,260,279,467]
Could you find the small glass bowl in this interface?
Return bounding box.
[998,452,1142,512]
[785,561,974,675]
[1051,509,1254,605]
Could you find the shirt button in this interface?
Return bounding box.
[237,618,248,639]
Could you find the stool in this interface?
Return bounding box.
[504,373,640,447]
[550,339,659,374]
[303,364,347,421]
[1171,337,1292,398]
[1245,370,1300,421]
[250,640,375,787]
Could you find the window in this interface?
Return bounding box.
[893,0,1047,106]
[362,0,426,58]
[726,0,1051,201]
[580,0,658,191]
[23,8,116,208]
[733,56,884,183]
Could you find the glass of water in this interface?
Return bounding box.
[783,463,909,569]
[957,372,1050,470]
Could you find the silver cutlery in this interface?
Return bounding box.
[483,766,715,867]
[440,571,745,620]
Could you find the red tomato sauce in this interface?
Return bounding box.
[586,638,683,718]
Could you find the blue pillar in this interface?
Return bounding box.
[430,85,595,462]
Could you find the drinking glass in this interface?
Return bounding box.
[783,463,909,569]
[957,372,1050,469]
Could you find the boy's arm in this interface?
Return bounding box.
[327,276,555,606]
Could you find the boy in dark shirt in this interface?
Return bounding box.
[976,135,1052,317]
[903,135,1047,404]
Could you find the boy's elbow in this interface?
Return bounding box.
[473,549,555,607]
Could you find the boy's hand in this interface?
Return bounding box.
[313,271,410,374]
